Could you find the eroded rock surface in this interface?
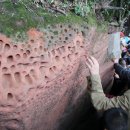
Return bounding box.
[0,25,114,130]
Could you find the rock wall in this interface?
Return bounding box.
[0,24,114,130]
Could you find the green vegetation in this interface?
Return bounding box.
[0,0,129,39]
[0,0,90,38]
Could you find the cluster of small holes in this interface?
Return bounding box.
[0,23,86,104]
[44,23,86,51]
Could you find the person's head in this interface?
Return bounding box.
[127,43,130,49]
[103,108,128,130]
[120,32,125,38]
[126,48,130,56]
[119,58,126,68]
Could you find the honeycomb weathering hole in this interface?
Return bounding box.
[23,53,27,58]
[4,44,10,51]
[20,49,24,52]
[26,50,30,55]
[55,56,60,61]
[65,37,68,40]
[44,48,48,52]
[7,93,13,99]
[64,29,67,33]
[0,40,3,43]
[10,65,15,71]
[25,74,33,84]
[13,45,17,49]
[67,54,72,61]
[75,52,78,56]
[68,25,71,28]
[30,69,35,76]
[45,76,49,80]
[51,50,55,55]
[14,72,21,83]
[68,46,71,51]
[56,48,61,55]
[48,52,51,57]
[39,46,43,50]
[2,67,8,73]
[60,46,65,52]
[0,41,3,50]
[15,54,20,59]
[76,40,81,45]
[51,36,54,39]
[53,66,56,71]
[69,34,72,37]
[49,68,53,73]
[34,48,38,52]
[30,39,35,43]
[7,55,14,63]
[41,55,44,59]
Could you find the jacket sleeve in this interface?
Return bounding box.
[114,63,130,80]
[90,74,129,111]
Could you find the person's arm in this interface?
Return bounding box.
[114,63,130,80]
[86,56,129,111]
[90,74,129,111]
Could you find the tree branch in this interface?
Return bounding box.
[108,0,114,5]
[94,0,124,10]
[51,7,67,15]
[103,6,125,10]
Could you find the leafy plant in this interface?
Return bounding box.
[74,2,91,17]
[47,0,55,4]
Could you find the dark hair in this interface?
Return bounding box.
[127,48,130,53]
[119,58,126,68]
[102,108,128,130]
[127,40,130,45]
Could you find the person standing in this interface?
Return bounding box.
[85,56,130,129]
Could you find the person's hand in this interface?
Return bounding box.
[114,73,119,78]
[85,56,99,75]
[112,58,119,63]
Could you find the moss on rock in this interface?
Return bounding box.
[0,0,108,42]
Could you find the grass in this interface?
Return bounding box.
[0,0,108,41]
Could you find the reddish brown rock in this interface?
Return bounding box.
[0,25,114,130]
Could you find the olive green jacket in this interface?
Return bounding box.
[90,74,130,128]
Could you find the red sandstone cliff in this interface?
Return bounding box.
[0,25,114,130]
